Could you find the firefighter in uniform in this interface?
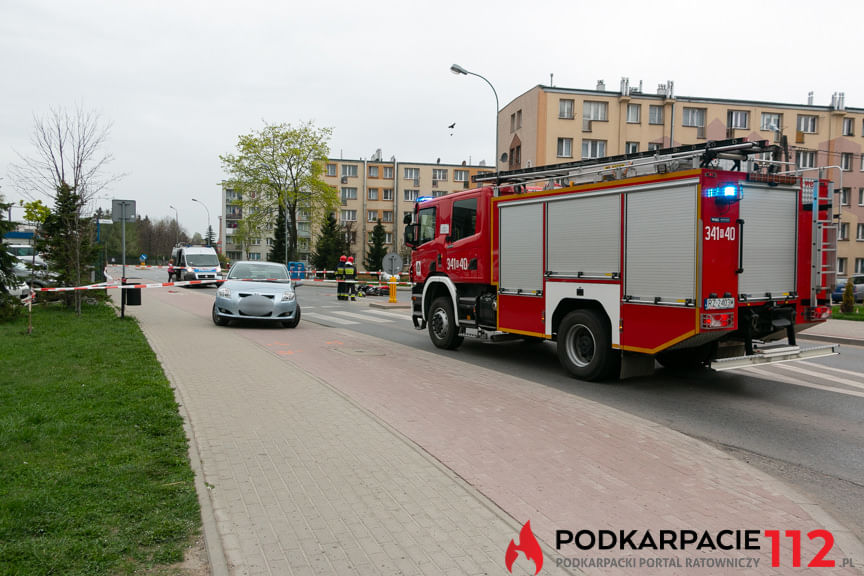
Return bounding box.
[336,255,347,300]
[344,256,357,301]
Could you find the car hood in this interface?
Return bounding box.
[221,279,295,293]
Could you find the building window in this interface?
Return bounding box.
[649,105,664,125]
[248,252,262,261]
[341,164,358,178]
[840,187,850,205]
[454,170,468,182]
[326,163,337,177]
[559,99,574,119]
[404,167,419,181]
[843,118,855,136]
[838,257,847,275]
[383,210,393,223]
[728,110,749,129]
[517,110,522,129]
[511,110,523,131]
[383,188,393,200]
[385,232,393,245]
[857,259,864,274]
[858,188,864,205]
[761,112,782,131]
[582,139,606,159]
[367,210,378,222]
[266,237,274,246]
[369,165,379,178]
[839,222,849,241]
[383,166,394,179]
[432,168,448,181]
[797,115,817,133]
[626,104,641,124]
[582,101,607,131]
[842,153,853,171]
[341,210,357,222]
[625,142,639,154]
[341,187,358,202]
[797,150,815,169]
[432,190,446,198]
[647,143,661,151]
[682,107,706,127]
[368,188,379,201]
[404,189,419,201]
[557,137,573,158]
[857,223,864,241]
[250,237,261,246]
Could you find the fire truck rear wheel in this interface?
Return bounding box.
[429,296,463,350]
[557,310,616,381]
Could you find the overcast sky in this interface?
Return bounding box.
[2,0,861,236]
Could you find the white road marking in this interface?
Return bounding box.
[302,312,359,325]
[742,367,864,399]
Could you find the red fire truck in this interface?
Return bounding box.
[404,139,838,381]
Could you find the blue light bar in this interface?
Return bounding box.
[704,184,740,199]
[416,196,434,203]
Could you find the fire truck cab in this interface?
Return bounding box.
[404,139,838,381]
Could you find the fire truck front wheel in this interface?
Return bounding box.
[428,296,464,350]
[557,310,617,381]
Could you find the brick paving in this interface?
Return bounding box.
[129,289,863,575]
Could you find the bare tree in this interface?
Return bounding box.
[10,106,119,206]
[9,106,120,313]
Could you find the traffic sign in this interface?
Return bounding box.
[382,252,402,275]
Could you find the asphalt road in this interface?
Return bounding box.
[125,266,864,546]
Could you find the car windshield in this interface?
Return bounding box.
[186,254,219,267]
[229,263,290,281]
[8,246,35,258]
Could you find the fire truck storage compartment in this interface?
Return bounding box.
[546,192,620,278]
[624,181,698,304]
[738,183,798,300]
[498,202,543,295]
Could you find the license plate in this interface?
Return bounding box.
[704,297,735,310]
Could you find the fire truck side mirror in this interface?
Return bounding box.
[404,224,418,248]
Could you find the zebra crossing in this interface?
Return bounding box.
[302,305,411,327]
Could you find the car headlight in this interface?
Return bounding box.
[281,291,295,302]
[217,286,231,297]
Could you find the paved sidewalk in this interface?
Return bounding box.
[800,319,864,346]
[129,291,863,575]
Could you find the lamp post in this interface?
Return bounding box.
[191,198,211,246]
[169,204,179,245]
[450,63,500,172]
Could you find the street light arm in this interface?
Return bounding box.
[450,63,500,170]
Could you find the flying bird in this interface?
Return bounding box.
[448,122,456,129]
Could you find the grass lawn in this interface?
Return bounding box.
[831,304,864,321]
[0,303,201,575]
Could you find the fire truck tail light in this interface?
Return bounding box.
[808,306,831,321]
[701,313,735,330]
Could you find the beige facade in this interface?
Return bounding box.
[500,83,864,278]
[220,159,492,268]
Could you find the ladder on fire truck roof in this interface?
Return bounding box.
[473,138,780,187]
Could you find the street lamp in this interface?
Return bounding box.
[191,198,211,246]
[169,204,179,244]
[450,63,500,172]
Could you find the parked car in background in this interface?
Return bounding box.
[832,275,864,303]
[5,277,31,301]
[5,244,47,268]
[212,261,301,328]
[11,259,57,288]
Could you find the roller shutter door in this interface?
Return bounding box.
[546,193,620,278]
[499,202,543,294]
[625,183,698,304]
[738,184,797,299]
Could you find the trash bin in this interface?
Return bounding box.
[123,281,142,306]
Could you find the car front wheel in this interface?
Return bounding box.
[212,304,229,326]
[282,305,301,328]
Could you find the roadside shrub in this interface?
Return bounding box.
[841,279,855,314]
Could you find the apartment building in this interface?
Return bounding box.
[220,157,492,266]
[499,81,864,278]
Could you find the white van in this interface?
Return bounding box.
[169,245,221,284]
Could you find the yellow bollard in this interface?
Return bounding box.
[388,276,397,303]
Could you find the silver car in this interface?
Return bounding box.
[212,261,301,328]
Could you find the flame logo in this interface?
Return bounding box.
[505,521,543,574]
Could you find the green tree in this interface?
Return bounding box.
[365,219,387,272]
[841,277,855,314]
[310,212,348,272]
[39,182,96,311]
[268,204,287,264]
[0,196,16,292]
[220,121,338,262]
